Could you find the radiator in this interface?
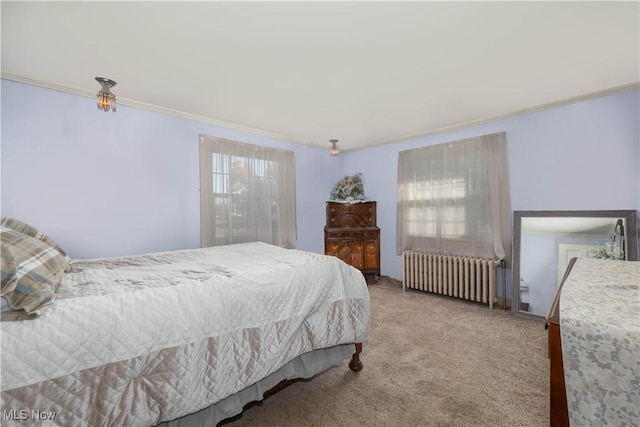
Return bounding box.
[402,251,498,309]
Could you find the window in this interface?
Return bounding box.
[200,135,296,248]
[396,132,511,262]
[406,177,469,238]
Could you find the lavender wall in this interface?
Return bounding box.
[0,79,342,258]
[343,90,640,281]
[2,80,638,287]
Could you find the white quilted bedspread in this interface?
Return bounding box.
[1,242,370,426]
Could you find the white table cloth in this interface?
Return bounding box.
[560,258,640,426]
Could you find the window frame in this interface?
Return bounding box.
[199,135,296,248]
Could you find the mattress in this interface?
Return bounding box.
[1,242,370,426]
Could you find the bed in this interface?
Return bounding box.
[0,219,370,426]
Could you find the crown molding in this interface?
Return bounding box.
[359,81,640,151]
[2,72,637,154]
[0,72,331,152]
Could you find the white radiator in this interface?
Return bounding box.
[402,251,499,309]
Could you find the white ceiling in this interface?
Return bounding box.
[2,1,639,152]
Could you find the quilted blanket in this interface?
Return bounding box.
[1,242,370,426]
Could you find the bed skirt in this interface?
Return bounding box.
[157,344,355,426]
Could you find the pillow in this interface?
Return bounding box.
[1,296,11,312]
[0,217,72,272]
[1,227,67,320]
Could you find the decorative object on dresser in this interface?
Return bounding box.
[329,173,365,201]
[324,200,380,282]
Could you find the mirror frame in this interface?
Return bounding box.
[512,210,638,320]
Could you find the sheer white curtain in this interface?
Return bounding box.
[199,135,296,248]
[396,132,512,263]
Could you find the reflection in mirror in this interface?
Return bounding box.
[512,210,638,319]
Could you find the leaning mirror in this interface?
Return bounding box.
[512,210,638,319]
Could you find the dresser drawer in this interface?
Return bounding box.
[326,240,339,256]
[326,202,376,227]
[330,231,367,238]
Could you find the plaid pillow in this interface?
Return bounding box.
[0,217,72,272]
[1,227,67,320]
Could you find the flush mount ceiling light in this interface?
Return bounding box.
[95,77,117,112]
[330,139,339,156]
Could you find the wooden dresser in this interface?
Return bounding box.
[546,257,575,427]
[324,201,380,281]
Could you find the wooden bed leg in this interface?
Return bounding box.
[349,343,363,372]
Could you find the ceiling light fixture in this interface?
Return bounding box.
[330,139,339,156]
[95,77,117,112]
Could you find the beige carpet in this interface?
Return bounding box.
[225,277,549,427]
